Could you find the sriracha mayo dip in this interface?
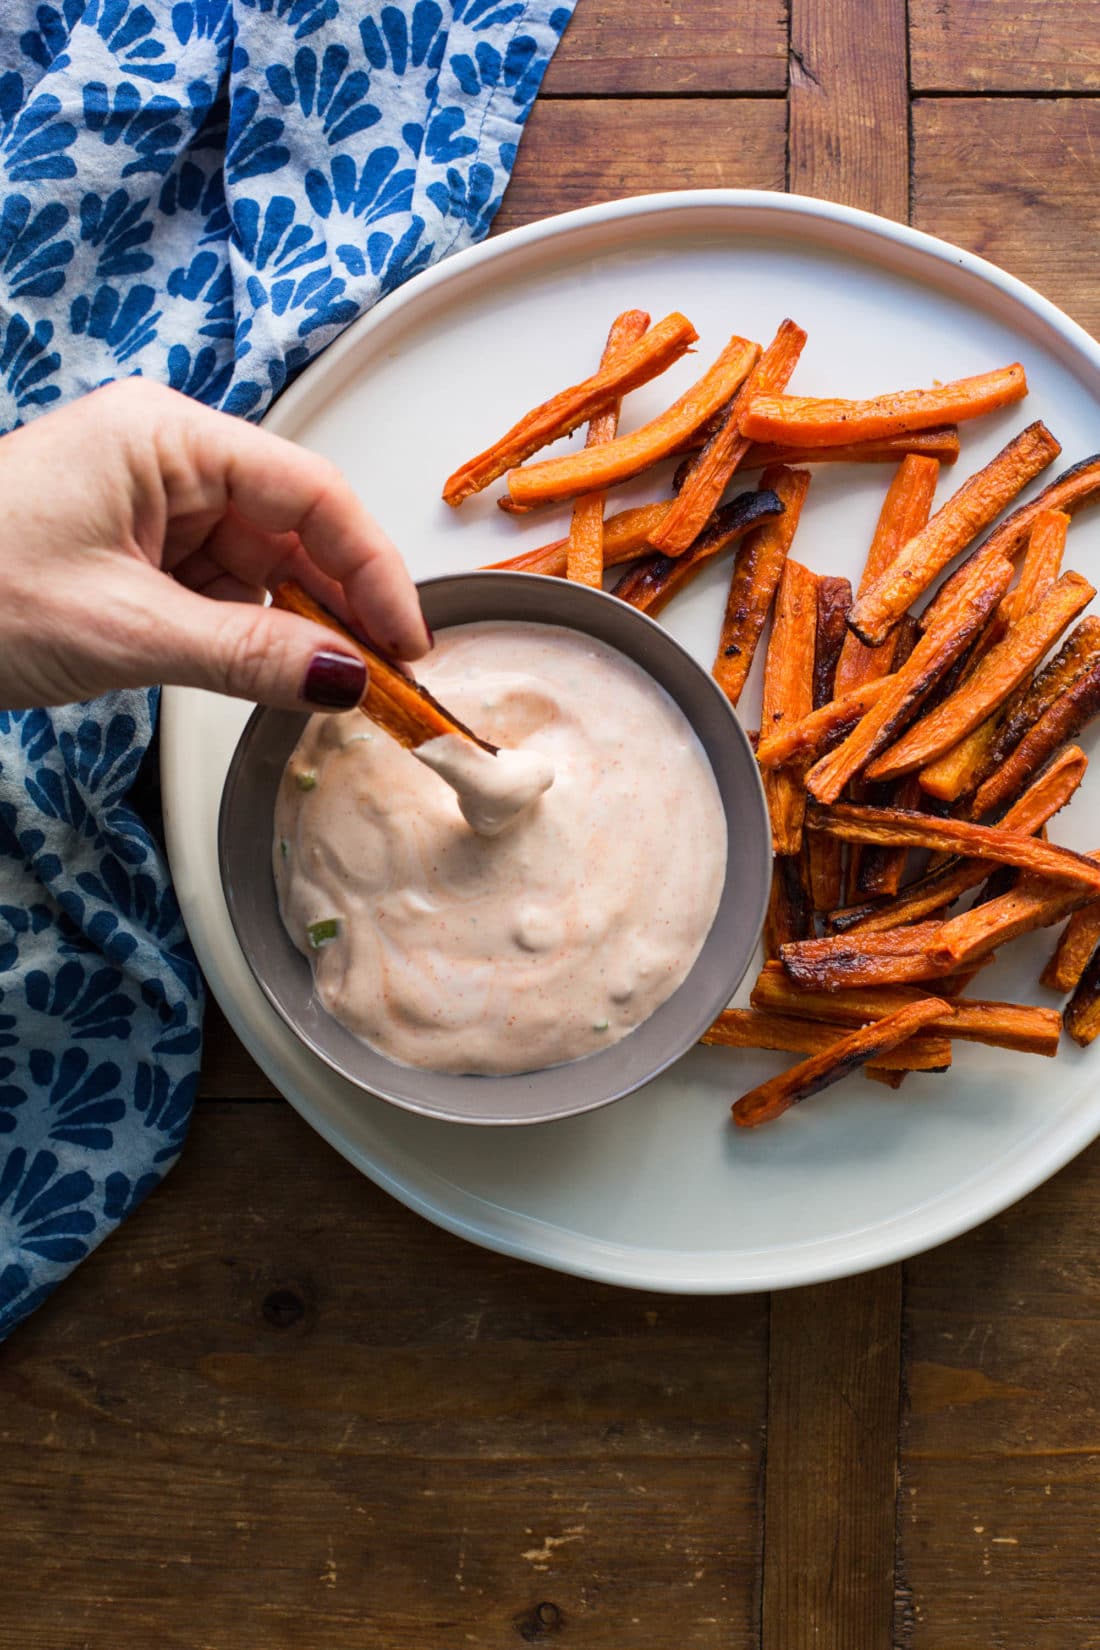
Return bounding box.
[273,621,727,1076]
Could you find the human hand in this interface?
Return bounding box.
[0,379,431,712]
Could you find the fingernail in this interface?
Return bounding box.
[302,650,367,709]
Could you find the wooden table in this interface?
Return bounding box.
[5,4,1100,1645]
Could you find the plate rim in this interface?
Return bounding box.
[163,186,1100,1293]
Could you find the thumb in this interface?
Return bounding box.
[159,590,369,710]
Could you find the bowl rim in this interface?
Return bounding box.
[218,570,772,1124]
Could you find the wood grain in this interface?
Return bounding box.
[0,1104,769,1650]
[763,1270,903,1650]
[910,1,1100,93]
[787,0,910,220]
[493,98,787,234]
[199,1000,280,1099]
[912,98,1100,337]
[897,1143,1100,1647]
[541,0,788,94]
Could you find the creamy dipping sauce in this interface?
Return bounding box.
[273,622,727,1076]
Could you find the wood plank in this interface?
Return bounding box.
[763,1269,903,1650]
[493,98,787,234]
[910,0,1100,93]
[898,1141,1100,1646]
[0,1103,769,1649]
[541,0,788,94]
[199,996,280,1099]
[913,98,1100,337]
[787,0,910,221]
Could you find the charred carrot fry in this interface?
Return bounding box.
[1042,903,1100,994]
[826,747,1087,935]
[702,1008,952,1072]
[805,554,1014,805]
[781,924,955,991]
[442,311,698,504]
[985,617,1100,772]
[764,855,814,958]
[482,501,673,577]
[740,428,961,471]
[649,320,806,555]
[929,860,1100,972]
[834,457,941,697]
[738,363,1027,450]
[271,582,494,753]
[971,653,1100,819]
[805,575,853,910]
[921,453,1100,628]
[506,335,760,510]
[730,999,953,1128]
[806,800,1100,896]
[761,559,819,856]
[754,677,894,770]
[612,488,782,618]
[846,422,1061,645]
[865,570,1095,781]
[711,466,810,706]
[566,309,651,586]
[1065,945,1100,1045]
[750,962,1061,1056]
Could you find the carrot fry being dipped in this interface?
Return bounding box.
[442,312,698,505]
[566,309,651,586]
[711,466,810,706]
[738,363,1028,450]
[846,422,1061,645]
[864,569,1095,782]
[613,488,783,617]
[760,559,818,855]
[506,335,760,510]
[702,1008,952,1073]
[805,552,1014,805]
[730,999,954,1128]
[649,320,806,555]
[750,962,1062,1056]
[806,799,1100,895]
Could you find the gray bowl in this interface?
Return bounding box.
[218,572,771,1125]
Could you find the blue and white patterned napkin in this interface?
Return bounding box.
[0,0,574,1339]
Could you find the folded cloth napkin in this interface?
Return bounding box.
[0,0,574,1339]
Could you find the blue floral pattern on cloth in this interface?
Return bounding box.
[0,0,573,1338]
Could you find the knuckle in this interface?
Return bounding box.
[217,610,283,698]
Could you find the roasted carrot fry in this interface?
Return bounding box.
[750,963,1062,1056]
[805,554,1014,804]
[929,863,1100,972]
[738,363,1027,450]
[834,457,941,696]
[760,559,818,855]
[442,312,698,505]
[921,452,1100,628]
[710,466,810,706]
[270,582,494,753]
[780,924,952,991]
[506,335,760,510]
[740,428,961,470]
[1042,903,1100,994]
[764,855,814,958]
[997,508,1069,632]
[864,570,1095,781]
[649,320,806,555]
[853,774,923,899]
[971,653,1100,819]
[1064,945,1100,1045]
[702,1008,952,1072]
[806,799,1100,895]
[985,616,1100,771]
[826,748,1088,935]
[566,310,651,586]
[612,488,782,617]
[805,575,853,910]
[730,999,953,1127]
[846,422,1061,645]
[483,501,673,577]
[754,677,894,769]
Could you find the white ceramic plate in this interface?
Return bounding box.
[162,190,1100,1293]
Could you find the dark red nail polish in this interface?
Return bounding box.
[302,650,367,709]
